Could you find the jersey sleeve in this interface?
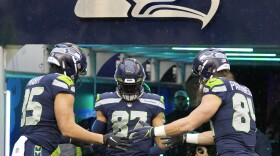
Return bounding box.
[202,77,228,101]
[152,95,165,119]
[94,94,105,113]
[52,75,75,96]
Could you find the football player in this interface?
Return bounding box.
[12,43,129,156]
[130,48,258,156]
[92,58,166,155]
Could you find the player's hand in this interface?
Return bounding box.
[161,134,187,149]
[128,120,155,143]
[160,137,175,150]
[103,132,131,151]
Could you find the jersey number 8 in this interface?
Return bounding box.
[232,93,256,133]
[111,111,147,137]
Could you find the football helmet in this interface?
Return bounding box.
[47,42,87,82]
[192,48,230,84]
[114,58,146,101]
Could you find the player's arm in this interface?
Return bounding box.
[129,94,221,143]
[91,111,107,134]
[152,112,167,150]
[54,93,104,144]
[161,130,215,149]
[163,94,221,136]
[96,111,107,122]
[197,131,214,145]
[55,93,130,151]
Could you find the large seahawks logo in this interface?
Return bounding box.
[75,0,220,29]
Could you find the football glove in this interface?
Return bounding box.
[103,132,131,151]
[161,134,187,149]
[128,120,155,143]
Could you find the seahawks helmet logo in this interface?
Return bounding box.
[75,0,220,29]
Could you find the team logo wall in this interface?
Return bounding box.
[75,0,220,29]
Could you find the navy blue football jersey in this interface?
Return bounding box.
[203,77,257,155]
[20,73,75,153]
[95,92,165,156]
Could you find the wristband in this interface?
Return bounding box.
[154,126,167,137]
[186,133,198,144]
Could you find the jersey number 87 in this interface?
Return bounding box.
[111,111,147,137]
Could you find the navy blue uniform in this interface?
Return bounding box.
[13,73,75,155]
[95,92,165,156]
[203,77,258,156]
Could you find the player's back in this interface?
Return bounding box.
[95,92,165,156]
[203,77,257,155]
[20,73,75,153]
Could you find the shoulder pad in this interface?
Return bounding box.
[95,92,121,108]
[143,93,162,101]
[139,93,165,109]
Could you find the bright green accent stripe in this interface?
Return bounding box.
[57,146,61,155]
[50,146,59,156]
[160,96,164,103]
[96,94,101,102]
[57,75,74,86]
[144,128,152,137]
[76,147,82,156]
[136,78,142,83]
[117,78,123,82]
[144,131,149,137]
[205,78,224,89]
